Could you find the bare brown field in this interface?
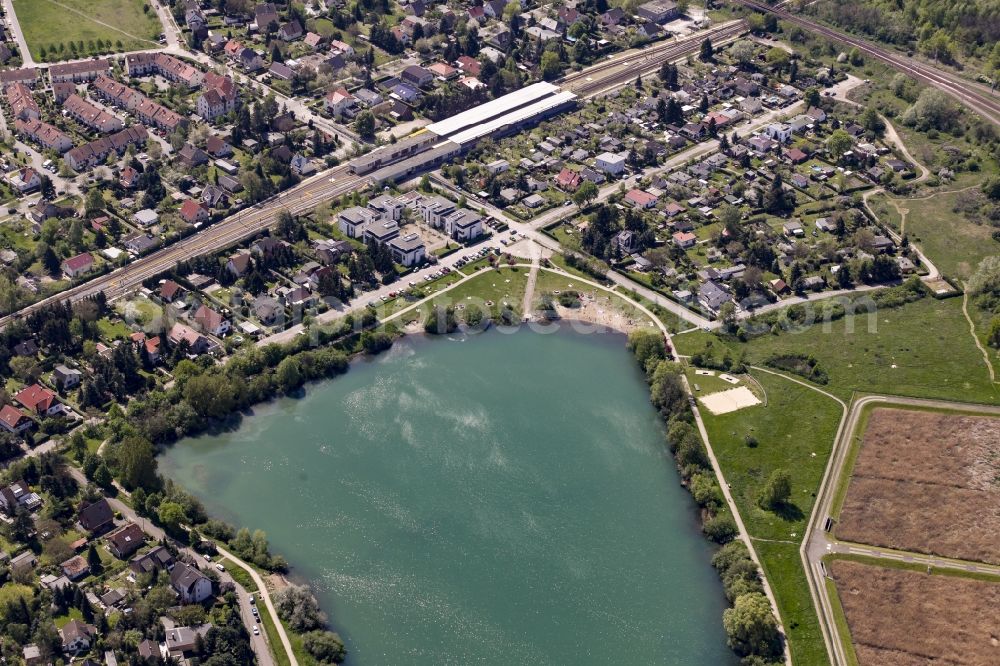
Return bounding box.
[838,408,1000,564]
[830,560,1000,666]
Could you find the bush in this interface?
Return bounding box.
[302,630,347,663]
[703,513,738,543]
[273,585,328,632]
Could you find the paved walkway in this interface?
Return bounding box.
[2,0,34,66]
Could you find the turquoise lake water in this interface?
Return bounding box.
[161,330,736,665]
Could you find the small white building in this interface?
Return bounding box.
[388,233,426,267]
[595,152,626,176]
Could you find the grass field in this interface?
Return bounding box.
[836,406,1000,565]
[12,0,161,61]
[897,189,1000,281]
[829,558,1000,666]
[676,296,1000,405]
[698,369,843,664]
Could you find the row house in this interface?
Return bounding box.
[65,124,148,171]
[50,59,112,83]
[63,94,123,133]
[125,53,204,87]
[0,67,38,88]
[196,72,239,120]
[6,83,39,120]
[14,118,74,153]
[134,97,186,133]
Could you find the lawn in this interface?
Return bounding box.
[696,369,843,664]
[432,266,530,319]
[897,189,999,281]
[676,296,1000,405]
[12,0,161,61]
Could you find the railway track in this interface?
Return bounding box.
[1,20,758,326]
[733,0,1000,126]
[563,21,748,97]
[0,166,368,326]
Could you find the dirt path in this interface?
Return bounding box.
[880,115,930,183]
[961,286,997,383]
[521,252,540,320]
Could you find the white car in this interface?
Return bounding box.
[216,563,225,571]
[253,625,259,636]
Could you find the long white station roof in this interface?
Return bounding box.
[447,90,577,146]
[425,81,562,138]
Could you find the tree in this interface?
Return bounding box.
[722,592,782,659]
[302,630,347,663]
[86,543,102,571]
[572,179,598,207]
[276,356,303,392]
[826,130,853,159]
[40,175,55,199]
[354,110,376,141]
[85,187,105,216]
[540,51,561,80]
[93,463,113,488]
[157,501,188,533]
[274,585,328,632]
[730,40,755,67]
[757,469,791,510]
[115,437,159,491]
[765,47,790,72]
[699,37,713,61]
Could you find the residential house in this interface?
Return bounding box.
[698,280,731,313]
[443,209,483,241]
[170,562,213,603]
[179,199,210,225]
[60,619,96,653]
[324,87,355,116]
[62,252,95,278]
[401,65,433,87]
[0,405,33,435]
[197,72,239,120]
[50,59,111,83]
[555,168,581,191]
[61,554,91,580]
[597,153,627,178]
[625,189,658,209]
[368,194,403,221]
[0,480,42,514]
[278,20,303,41]
[123,232,157,255]
[387,233,426,267]
[133,209,159,228]
[63,94,123,133]
[291,154,315,176]
[53,364,82,390]
[108,523,145,559]
[129,545,175,575]
[167,323,212,355]
[178,143,209,168]
[226,251,252,276]
[6,82,39,120]
[78,498,114,533]
[8,167,40,193]
[338,206,378,238]
[193,304,231,337]
[14,118,74,153]
[765,123,792,143]
[673,231,697,248]
[255,3,279,31]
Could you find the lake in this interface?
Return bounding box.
[160,329,736,665]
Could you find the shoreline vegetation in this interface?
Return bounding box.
[625,329,784,666]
